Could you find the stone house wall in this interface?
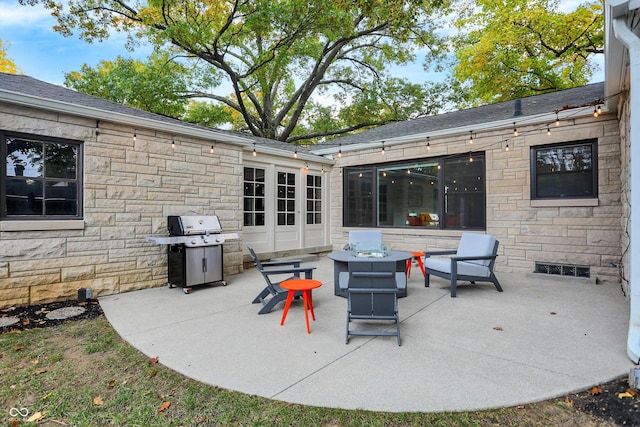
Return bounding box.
[0,103,244,308]
[330,113,622,284]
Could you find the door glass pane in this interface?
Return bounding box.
[443,155,485,228]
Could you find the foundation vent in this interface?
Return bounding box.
[534,262,590,278]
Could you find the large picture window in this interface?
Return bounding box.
[343,153,485,229]
[531,140,597,199]
[2,131,82,219]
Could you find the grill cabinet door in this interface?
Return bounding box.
[203,245,223,283]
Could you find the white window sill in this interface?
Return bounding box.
[530,198,599,207]
[0,220,85,231]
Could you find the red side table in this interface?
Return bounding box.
[406,251,426,278]
[280,279,323,334]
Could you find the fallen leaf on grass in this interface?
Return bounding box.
[590,386,602,395]
[107,380,116,388]
[9,419,19,427]
[35,369,47,375]
[12,345,24,351]
[150,369,158,377]
[26,411,45,422]
[93,396,104,406]
[564,396,574,406]
[493,326,503,331]
[149,356,159,365]
[157,401,171,414]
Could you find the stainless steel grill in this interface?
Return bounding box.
[147,215,239,294]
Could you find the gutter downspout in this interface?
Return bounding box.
[613,15,640,364]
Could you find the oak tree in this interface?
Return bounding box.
[22,0,448,143]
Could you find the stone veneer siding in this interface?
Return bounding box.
[0,103,244,308]
[330,113,623,284]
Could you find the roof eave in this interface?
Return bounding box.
[0,88,253,145]
[311,106,597,156]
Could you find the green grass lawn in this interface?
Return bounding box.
[1,316,614,426]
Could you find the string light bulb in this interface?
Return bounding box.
[505,140,510,152]
[252,142,256,156]
[95,121,100,136]
[547,126,551,136]
[597,105,602,115]
[381,141,385,155]
[133,129,137,143]
[427,137,431,151]
[593,106,599,117]
[339,167,342,176]
[294,147,298,158]
[469,152,473,162]
[469,131,473,144]
[171,135,175,149]
[513,122,518,137]
[555,112,560,126]
[210,145,214,154]
[338,144,342,158]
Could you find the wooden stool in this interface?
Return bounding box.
[280,279,323,334]
[406,252,426,278]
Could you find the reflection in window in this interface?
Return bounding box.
[344,168,373,227]
[343,153,485,229]
[243,167,265,226]
[306,174,322,224]
[378,162,439,227]
[3,133,81,218]
[531,140,597,199]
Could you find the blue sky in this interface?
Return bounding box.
[0,0,603,88]
[0,1,152,85]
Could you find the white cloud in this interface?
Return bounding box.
[0,2,51,29]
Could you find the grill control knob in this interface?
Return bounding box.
[215,238,221,243]
[191,239,197,245]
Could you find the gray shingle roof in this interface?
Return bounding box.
[313,82,605,149]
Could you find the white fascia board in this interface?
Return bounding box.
[0,88,252,145]
[244,144,334,164]
[311,107,597,156]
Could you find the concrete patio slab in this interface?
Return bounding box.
[99,254,632,413]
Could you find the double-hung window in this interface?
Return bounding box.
[530,140,597,199]
[2,131,82,219]
[343,152,485,229]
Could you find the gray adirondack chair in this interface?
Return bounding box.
[424,233,502,297]
[340,261,405,346]
[248,246,316,315]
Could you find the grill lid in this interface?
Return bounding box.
[168,215,222,236]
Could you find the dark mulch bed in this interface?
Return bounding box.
[0,299,103,332]
[2,299,639,425]
[567,375,640,426]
